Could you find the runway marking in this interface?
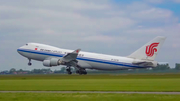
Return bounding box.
[0,91,180,94]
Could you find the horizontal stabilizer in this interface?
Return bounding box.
[132,61,158,67]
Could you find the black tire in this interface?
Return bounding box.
[28,63,32,66]
[83,72,87,75]
[79,71,82,75]
[76,70,79,74]
[66,68,70,72]
[68,72,72,75]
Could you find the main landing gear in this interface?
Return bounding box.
[66,66,72,75]
[66,66,87,75]
[28,59,32,66]
[76,69,87,75]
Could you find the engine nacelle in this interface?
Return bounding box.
[43,58,60,67]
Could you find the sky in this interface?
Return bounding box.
[0,0,180,71]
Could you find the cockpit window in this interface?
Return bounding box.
[26,44,28,46]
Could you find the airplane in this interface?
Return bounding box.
[17,36,166,75]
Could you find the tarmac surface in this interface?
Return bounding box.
[0,91,180,94]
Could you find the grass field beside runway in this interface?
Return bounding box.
[0,93,180,101]
[0,79,180,91]
[1,73,180,79]
[0,74,180,92]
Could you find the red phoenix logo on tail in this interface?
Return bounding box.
[145,43,159,57]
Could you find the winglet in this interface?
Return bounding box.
[73,49,81,54]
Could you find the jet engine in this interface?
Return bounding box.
[43,58,61,67]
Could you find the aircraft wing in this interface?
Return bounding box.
[61,49,81,63]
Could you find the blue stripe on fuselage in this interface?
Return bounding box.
[17,49,145,68]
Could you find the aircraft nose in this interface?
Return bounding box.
[17,48,21,54]
[17,46,22,50]
[17,46,24,55]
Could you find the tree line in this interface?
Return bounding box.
[0,63,180,74]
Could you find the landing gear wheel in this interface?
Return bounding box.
[76,70,79,74]
[66,66,72,75]
[28,62,32,66]
[77,69,87,75]
[68,72,72,75]
[82,71,87,75]
[79,71,82,75]
[28,59,32,66]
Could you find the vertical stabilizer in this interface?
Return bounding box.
[128,36,166,61]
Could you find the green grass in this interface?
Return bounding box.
[0,74,180,91]
[0,79,180,91]
[0,93,180,101]
[1,73,180,79]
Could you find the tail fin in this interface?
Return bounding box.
[128,36,166,61]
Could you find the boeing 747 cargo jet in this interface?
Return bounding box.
[17,36,166,75]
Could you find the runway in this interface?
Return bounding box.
[0,91,180,95]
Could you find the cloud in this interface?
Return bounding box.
[83,35,114,42]
[173,0,180,3]
[145,0,180,3]
[131,8,172,20]
[144,0,165,4]
[126,28,165,35]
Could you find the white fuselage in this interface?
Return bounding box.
[17,43,146,70]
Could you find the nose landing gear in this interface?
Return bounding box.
[28,59,32,66]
